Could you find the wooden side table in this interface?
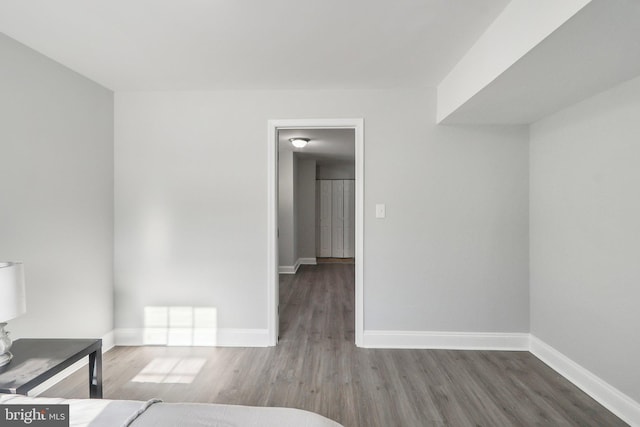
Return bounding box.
[0,338,102,398]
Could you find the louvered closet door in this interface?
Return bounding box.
[318,180,332,257]
[331,180,344,257]
[343,180,355,258]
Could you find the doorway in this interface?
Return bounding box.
[267,119,364,347]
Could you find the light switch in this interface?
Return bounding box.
[375,204,386,218]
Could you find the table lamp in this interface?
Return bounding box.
[0,262,27,367]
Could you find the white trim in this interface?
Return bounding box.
[217,329,270,347]
[101,330,115,351]
[361,330,530,350]
[29,330,115,397]
[113,328,270,347]
[530,335,640,426]
[354,121,364,347]
[267,118,364,347]
[267,121,279,346]
[278,264,299,274]
[279,258,316,274]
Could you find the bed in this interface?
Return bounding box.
[0,394,343,427]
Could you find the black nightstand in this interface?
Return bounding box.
[0,338,102,398]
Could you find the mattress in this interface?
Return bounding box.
[0,394,343,427]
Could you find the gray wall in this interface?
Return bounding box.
[317,162,355,180]
[278,150,296,268]
[296,158,316,260]
[115,88,529,334]
[530,75,640,401]
[0,34,114,339]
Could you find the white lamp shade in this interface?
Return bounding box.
[0,262,27,323]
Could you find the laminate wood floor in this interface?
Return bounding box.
[43,264,626,426]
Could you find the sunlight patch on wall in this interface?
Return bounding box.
[131,357,207,384]
[143,306,217,346]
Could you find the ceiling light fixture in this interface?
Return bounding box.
[289,138,310,148]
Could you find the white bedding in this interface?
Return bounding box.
[0,395,343,427]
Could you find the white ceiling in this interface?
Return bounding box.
[278,129,354,165]
[0,0,509,91]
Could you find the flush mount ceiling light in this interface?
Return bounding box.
[289,138,310,148]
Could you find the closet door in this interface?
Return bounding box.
[318,180,332,257]
[343,180,355,258]
[331,180,344,257]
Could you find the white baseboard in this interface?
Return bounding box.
[114,328,270,347]
[101,330,115,351]
[279,258,317,274]
[113,328,142,346]
[530,336,640,426]
[362,330,530,350]
[29,330,115,397]
[278,264,298,274]
[217,329,271,347]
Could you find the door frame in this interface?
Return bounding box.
[267,118,364,346]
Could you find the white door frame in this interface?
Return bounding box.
[267,118,364,347]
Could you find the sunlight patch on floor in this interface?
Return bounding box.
[131,357,207,384]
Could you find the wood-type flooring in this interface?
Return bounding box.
[43,264,627,426]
